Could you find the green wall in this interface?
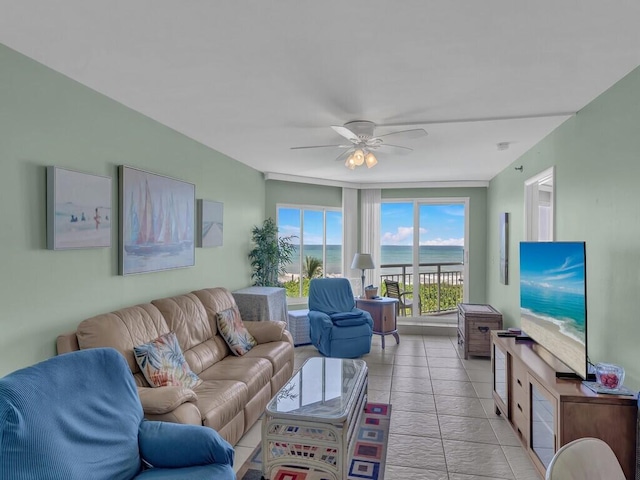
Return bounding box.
[265,180,343,219]
[0,44,264,376]
[487,66,640,389]
[383,188,488,304]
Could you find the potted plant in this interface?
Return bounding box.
[248,218,296,287]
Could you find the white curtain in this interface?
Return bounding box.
[342,187,358,283]
[360,189,381,288]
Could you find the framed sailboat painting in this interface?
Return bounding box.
[119,166,196,275]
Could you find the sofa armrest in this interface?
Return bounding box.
[308,311,333,329]
[56,332,80,354]
[139,420,234,468]
[244,320,288,344]
[137,386,198,415]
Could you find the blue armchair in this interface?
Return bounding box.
[0,348,235,480]
[308,278,373,358]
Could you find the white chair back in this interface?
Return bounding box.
[545,437,625,480]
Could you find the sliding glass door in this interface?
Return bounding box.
[381,198,468,316]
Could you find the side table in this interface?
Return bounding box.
[231,286,288,322]
[355,297,399,349]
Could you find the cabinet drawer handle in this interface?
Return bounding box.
[517,379,522,387]
[517,403,522,412]
[478,326,489,333]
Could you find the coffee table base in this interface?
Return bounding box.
[262,380,367,479]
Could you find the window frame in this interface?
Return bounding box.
[276,203,343,300]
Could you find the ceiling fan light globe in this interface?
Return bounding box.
[354,149,365,166]
[345,155,356,169]
[365,152,378,168]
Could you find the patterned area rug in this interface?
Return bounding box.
[238,403,391,480]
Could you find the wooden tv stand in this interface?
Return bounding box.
[491,332,637,479]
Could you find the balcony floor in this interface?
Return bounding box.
[397,312,457,336]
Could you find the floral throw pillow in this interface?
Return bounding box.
[134,332,202,389]
[216,307,257,356]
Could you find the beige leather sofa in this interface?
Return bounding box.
[57,287,294,446]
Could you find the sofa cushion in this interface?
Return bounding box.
[242,342,293,377]
[199,357,272,399]
[134,332,202,389]
[216,307,257,356]
[193,380,248,432]
[151,294,213,350]
[191,288,238,330]
[152,293,228,374]
[76,303,170,385]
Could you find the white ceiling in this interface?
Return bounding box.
[1,1,639,186]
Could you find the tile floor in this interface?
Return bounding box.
[234,333,541,480]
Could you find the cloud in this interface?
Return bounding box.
[443,206,465,217]
[278,224,300,236]
[420,237,464,246]
[381,226,426,245]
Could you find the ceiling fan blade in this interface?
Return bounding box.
[376,128,428,140]
[331,125,360,143]
[290,144,351,150]
[334,149,354,162]
[378,144,413,155]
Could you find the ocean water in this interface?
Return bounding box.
[520,283,586,344]
[285,245,464,275]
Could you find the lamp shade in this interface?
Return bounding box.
[351,253,375,270]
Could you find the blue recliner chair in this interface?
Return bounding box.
[308,278,374,358]
[0,348,235,480]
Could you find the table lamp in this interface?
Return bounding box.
[351,253,375,298]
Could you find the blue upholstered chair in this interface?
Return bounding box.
[0,348,235,480]
[308,278,374,358]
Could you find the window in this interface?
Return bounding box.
[277,205,343,299]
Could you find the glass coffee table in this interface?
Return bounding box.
[261,357,368,480]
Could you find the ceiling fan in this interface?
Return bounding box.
[291,120,427,169]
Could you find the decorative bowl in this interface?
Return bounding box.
[595,362,625,389]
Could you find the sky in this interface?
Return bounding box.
[278,207,342,245]
[278,203,465,246]
[381,202,465,246]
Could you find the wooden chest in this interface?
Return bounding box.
[457,303,502,359]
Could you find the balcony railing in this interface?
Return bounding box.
[379,262,464,315]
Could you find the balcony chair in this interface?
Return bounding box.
[308,278,373,358]
[545,437,625,480]
[0,347,235,480]
[384,279,420,316]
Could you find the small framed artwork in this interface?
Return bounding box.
[46,166,112,250]
[197,199,224,247]
[119,166,195,275]
[499,212,509,285]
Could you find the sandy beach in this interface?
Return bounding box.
[521,312,586,377]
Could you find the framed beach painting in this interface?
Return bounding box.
[119,166,195,275]
[499,212,509,285]
[46,166,112,250]
[197,199,224,248]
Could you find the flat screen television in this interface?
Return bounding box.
[520,241,588,379]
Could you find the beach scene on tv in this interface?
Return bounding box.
[520,242,587,377]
